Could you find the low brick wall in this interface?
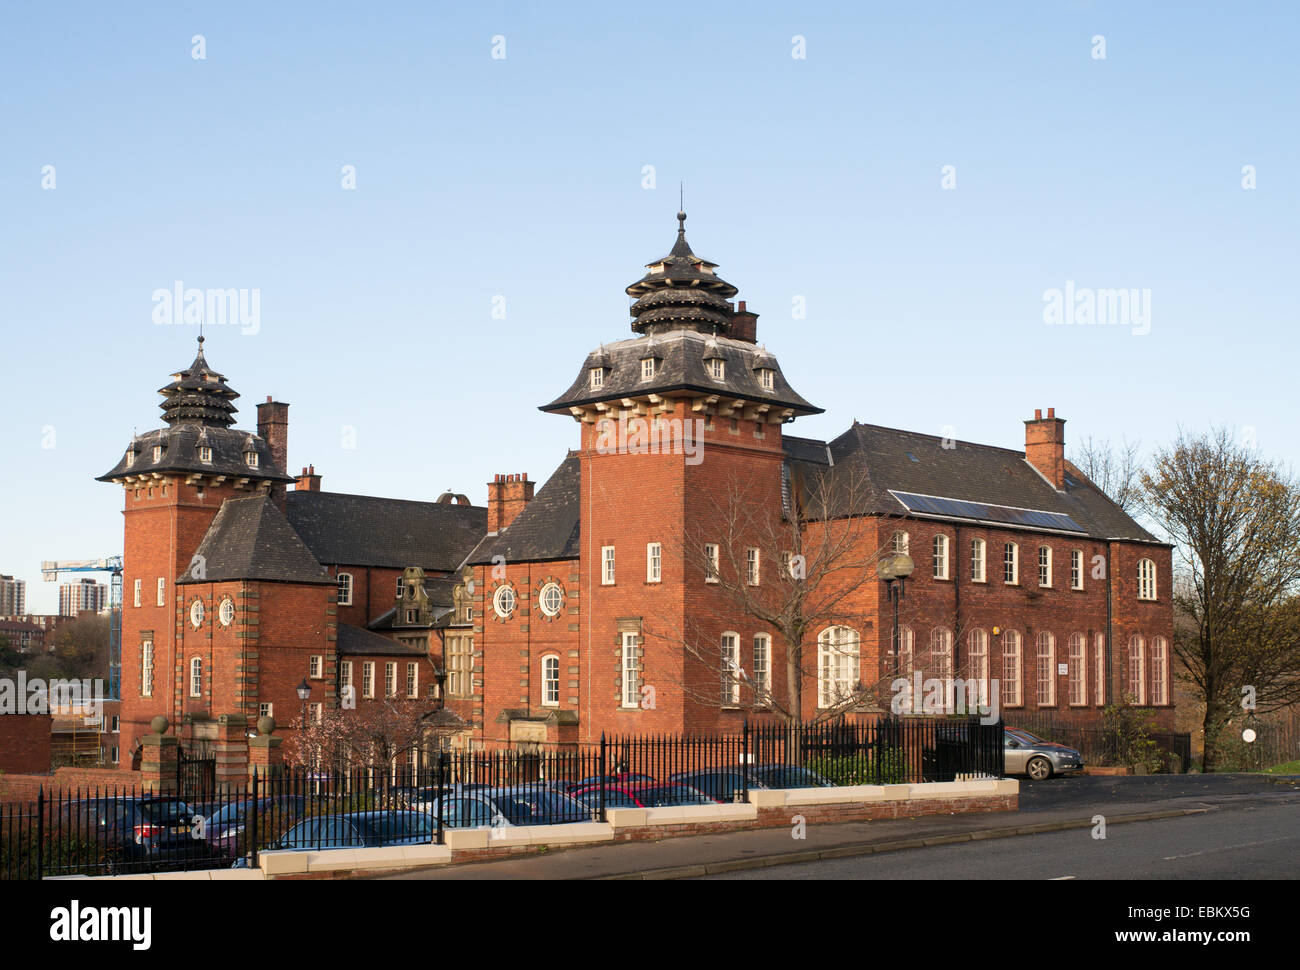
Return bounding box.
[0,766,128,804]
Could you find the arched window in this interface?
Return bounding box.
[1137,559,1157,600]
[1068,633,1086,705]
[930,627,953,682]
[1151,637,1168,705]
[1002,631,1021,706]
[541,655,560,707]
[336,573,353,607]
[817,626,860,708]
[968,629,989,706]
[189,658,202,698]
[1036,632,1056,706]
[933,535,950,580]
[1129,635,1146,704]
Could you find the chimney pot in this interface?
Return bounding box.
[1047,407,1055,418]
[1034,408,1042,420]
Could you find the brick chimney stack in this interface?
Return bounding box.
[256,396,290,508]
[730,301,759,343]
[1024,407,1067,488]
[487,473,534,533]
[295,465,321,491]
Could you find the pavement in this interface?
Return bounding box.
[378,773,1300,881]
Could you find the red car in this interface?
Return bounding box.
[569,781,715,811]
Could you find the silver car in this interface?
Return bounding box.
[1004,729,1085,780]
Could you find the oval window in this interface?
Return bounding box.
[190,599,205,628]
[492,585,516,619]
[538,583,563,618]
[218,598,235,627]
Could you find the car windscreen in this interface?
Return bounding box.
[492,792,582,823]
[636,786,713,807]
[139,800,193,822]
[755,766,823,788]
[357,813,431,841]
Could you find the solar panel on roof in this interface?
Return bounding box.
[889,491,1085,533]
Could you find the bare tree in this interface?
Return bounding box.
[1070,435,1143,513]
[1141,427,1300,771]
[285,696,438,772]
[647,463,904,725]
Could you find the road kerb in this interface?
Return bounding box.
[598,809,1209,880]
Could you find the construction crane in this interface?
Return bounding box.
[41,556,123,700]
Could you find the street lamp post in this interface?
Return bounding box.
[878,552,915,685]
[296,678,312,728]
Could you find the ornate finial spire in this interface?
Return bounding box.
[157,337,239,427]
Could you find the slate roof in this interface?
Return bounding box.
[784,423,1160,544]
[466,453,581,565]
[540,330,821,416]
[177,495,333,585]
[337,623,427,657]
[626,212,739,333]
[285,491,487,571]
[98,424,293,483]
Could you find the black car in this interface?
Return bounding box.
[55,796,222,872]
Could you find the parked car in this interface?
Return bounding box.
[569,781,714,810]
[1004,729,1084,780]
[266,811,435,851]
[749,764,833,789]
[429,786,588,828]
[667,769,769,803]
[199,796,306,860]
[574,772,655,788]
[56,796,221,871]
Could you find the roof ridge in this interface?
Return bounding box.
[850,421,1027,458]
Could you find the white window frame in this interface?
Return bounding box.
[1094,634,1105,705]
[1068,633,1086,706]
[538,583,563,617]
[1036,632,1056,706]
[1129,635,1146,704]
[708,358,725,380]
[620,632,640,709]
[602,546,615,585]
[752,633,771,701]
[1002,631,1021,707]
[258,702,273,719]
[198,445,212,463]
[362,661,375,699]
[385,662,397,697]
[141,639,154,697]
[245,451,259,468]
[970,537,986,583]
[340,660,353,691]
[897,625,915,678]
[589,368,604,389]
[892,530,909,555]
[704,544,719,583]
[133,579,141,608]
[969,630,989,707]
[1151,637,1167,705]
[1038,546,1052,588]
[720,632,740,707]
[156,577,165,607]
[646,542,662,583]
[930,627,953,683]
[1004,542,1019,584]
[759,368,774,391]
[817,626,860,709]
[407,662,419,699]
[189,657,202,698]
[1137,559,1157,600]
[219,598,235,626]
[1071,550,1084,590]
[337,572,353,607]
[933,534,949,580]
[152,445,162,462]
[396,576,405,598]
[190,599,205,628]
[309,655,323,679]
[310,702,323,725]
[746,547,760,586]
[492,584,516,619]
[541,654,560,707]
[641,358,655,380]
[447,637,473,697]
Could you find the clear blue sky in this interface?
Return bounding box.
[3,1,1297,613]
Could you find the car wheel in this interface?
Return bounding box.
[1026,756,1052,781]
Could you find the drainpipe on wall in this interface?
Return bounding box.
[1106,543,1115,705]
[953,525,962,673]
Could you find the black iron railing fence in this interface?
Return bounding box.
[1006,714,1193,773]
[0,716,1002,879]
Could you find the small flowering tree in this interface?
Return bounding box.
[285,696,437,776]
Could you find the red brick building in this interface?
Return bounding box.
[99,213,1174,769]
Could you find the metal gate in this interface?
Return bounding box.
[177,750,216,798]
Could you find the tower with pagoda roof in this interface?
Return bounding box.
[98,337,296,764]
[540,212,821,736]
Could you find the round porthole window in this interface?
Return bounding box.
[218,598,235,627]
[492,585,516,619]
[190,599,205,628]
[538,583,563,618]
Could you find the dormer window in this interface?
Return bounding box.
[126,449,136,468]
[244,450,259,468]
[590,368,604,390]
[198,446,212,463]
[152,446,163,462]
[641,358,656,381]
[758,368,774,391]
[708,358,725,381]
